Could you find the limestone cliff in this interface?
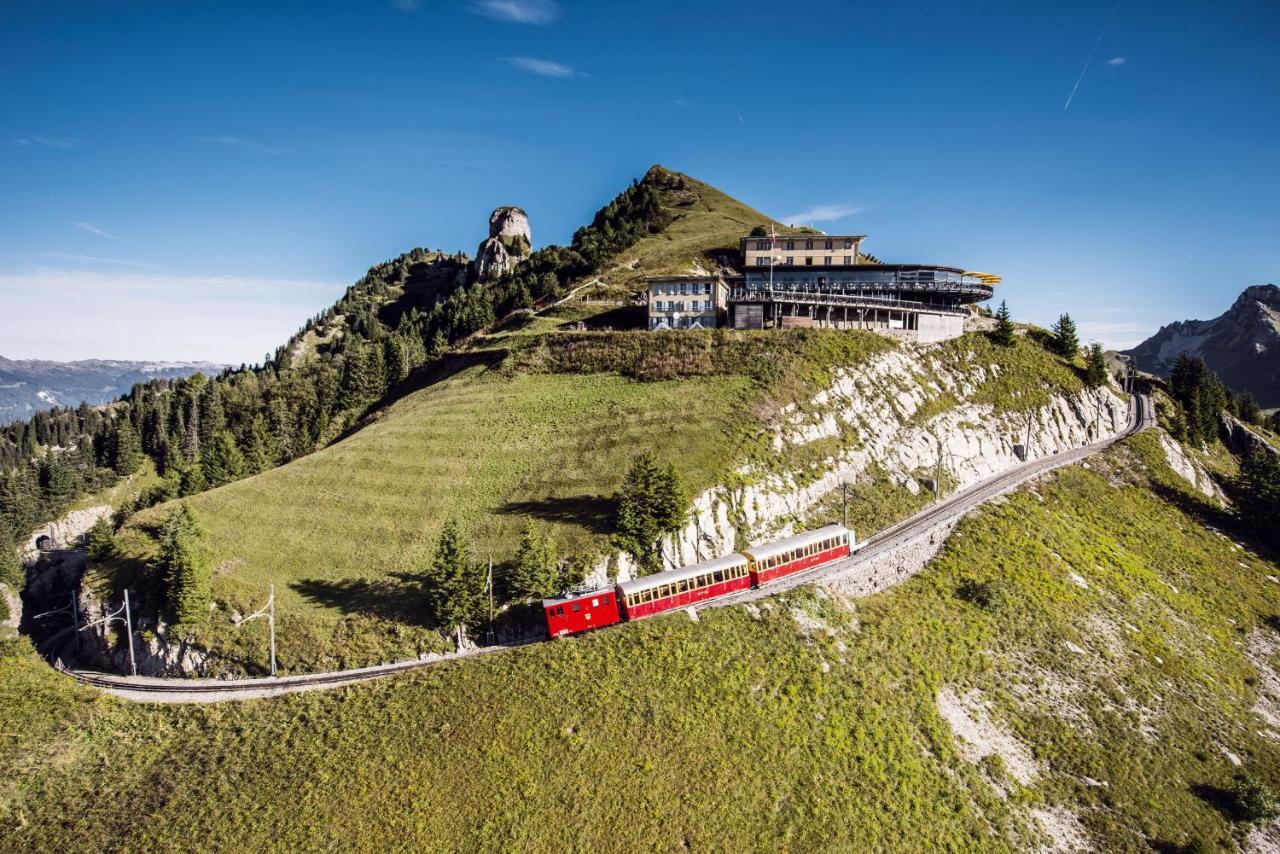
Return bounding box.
[475,206,532,282]
[607,345,1128,582]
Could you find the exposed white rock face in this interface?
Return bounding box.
[1157,431,1226,504]
[599,344,1127,585]
[475,206,532,282]
[24,505,112,559]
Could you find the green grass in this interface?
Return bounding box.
[5,435,1280,851]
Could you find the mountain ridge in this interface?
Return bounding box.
[1125,284,1280,406]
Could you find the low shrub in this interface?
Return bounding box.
[956,578,1003,611]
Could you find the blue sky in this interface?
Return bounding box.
[1,0,1277,362]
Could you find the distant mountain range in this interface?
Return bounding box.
[0,357,224,424]
[1125,284,1280,407]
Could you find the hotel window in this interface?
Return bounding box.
[804,239,814,250]
[824,256,832,265]
[844,239,853,249]
[703,282,712,294]
[843,255,852,265]
[824,239,833,250]
[785,240,795,250]
[756,240,772,250]
[785,256,794,265]
[805,256,813,265]
[756,257,769,266]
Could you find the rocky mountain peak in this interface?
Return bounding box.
[475,206,532,283]
[1125,283,1280,406]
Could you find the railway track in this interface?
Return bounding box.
[64,393,1151,704]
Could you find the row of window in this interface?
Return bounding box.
[547,593,613,617]
[653,300,715,312]
[754,256,854,267]
[652,282,714,296]
[754,239,856,251]
[625,564,749,607]
[755,535,845,571]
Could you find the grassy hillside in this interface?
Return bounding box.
[95,329,1091,673]
[6,433,1280,851]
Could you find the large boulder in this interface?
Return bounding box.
[475,206,532,282]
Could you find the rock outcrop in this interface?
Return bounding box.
[597,345,1128,584]
[1126,284,1280,406]
[24,504,112,559]
[474,206,532,283]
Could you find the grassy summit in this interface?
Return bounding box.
[7,434,1280,851]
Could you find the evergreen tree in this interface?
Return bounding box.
[614,452,688,574]
[1084,343,1109,388]
[159,502,211,626]
[85,515,117,562]
[201,429,246,488]
[992,300,1015,346]
[1237,391,1262,425]
[243,415,277,474]
[508,520,560,600]
[1237,449,1280,548]
[0,517,22,590]
[1051,313,1080,359]
[197,381,226,453]
[423,519,484,635]
[1170,354,1229,445]
[111,418,143,476]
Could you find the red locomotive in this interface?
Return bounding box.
[542,524,857,638]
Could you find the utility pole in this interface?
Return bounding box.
[70,590,80,658]
[487,552,494,646]
[123,589,137,677]
[841,481,849,529]
[241,584,276,677]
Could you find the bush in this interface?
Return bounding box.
[956,578,1003,611]
[1230,773,1277,823]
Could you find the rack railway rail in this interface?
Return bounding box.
[61,393,1151,704]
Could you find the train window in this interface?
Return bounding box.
[572,602,581,612]
[557,607,564,616]
[603,595,610,605]
[592,598,599,607]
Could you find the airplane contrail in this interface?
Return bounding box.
[735,108,744,125]
[1064,0,1122,110]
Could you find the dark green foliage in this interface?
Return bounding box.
[424,519,485,634]
[1236,391,1262,425]
[1170,354,1230,445]
[749,224,769,237]
[507,521,561,600]
[956,578,1003,611]
[0,536,21,592]
[1230,772,1277,823]
[1051,313,1079,359]
[1237,449,1280,547]
[613,452,687,574]
[202,430,246,488]
[160,503,210,626]
[1084,343,1109,388]
[84,516,116,563]
[992,300,1015,347]
[110,418,143,475]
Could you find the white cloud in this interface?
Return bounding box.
[500,56,583,78]
[1076,319,1153,350]
[14,135,78,150]
[472,0,559,24]
[201,136,293,156]
[72,222,119,240]
[1106,56,1128,66]
[0,269,345,363]
[782,203,865,225]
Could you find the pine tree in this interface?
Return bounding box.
[111,418,143,476]
[0,516,22,590]
[243,415,277,474]
[159,502,211,626]
[1237,391,1262,425]
[201,429,246,487]
[1051,313,1079,359]
[992,300,1015,346]
[423,519,484,635]
[85,515,117,562]
[508,520,560,600]
[614,452,688,574]
[1238,449,1280,548]
[1085,343,1109,388]
[197,382,226,453]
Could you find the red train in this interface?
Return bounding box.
[543,524,858,639]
